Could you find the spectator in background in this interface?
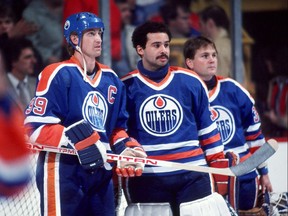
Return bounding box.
[0,3,38,46]
[4,37,37,111]
[262,46,288,137]
[160,2,200,38]
[199,5,232,78]
[22,0,64,70]
[130,0,165,26]
[265,76,288,136]
[0,0,32,21]
[0,48,31,197]
[113,0,139,77]
[152,1,200,67]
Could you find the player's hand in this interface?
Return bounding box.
[260,174,273,193]
[115,138,147,177]
[225,151,239,166]
[65,120,107,171]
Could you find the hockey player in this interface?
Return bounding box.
[24,12,146,216]
[183,36,273,213]
[0,49,30,197]
[120,21,231,216]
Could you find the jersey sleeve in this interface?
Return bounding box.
[24,64,70,148]
[233,82,268,175]
[234,82,265,152]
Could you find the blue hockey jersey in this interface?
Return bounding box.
[121,66,224,176]
[24,56,129,151]
[208,77,267,176]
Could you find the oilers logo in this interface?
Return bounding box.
[82,91,107,132]
[139,94,183,136]
[211,106,235,145]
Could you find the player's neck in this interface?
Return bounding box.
[204,75,217,90]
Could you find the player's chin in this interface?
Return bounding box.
[94,48,102,55]
[158,59,169,66]
[207,68,217,75]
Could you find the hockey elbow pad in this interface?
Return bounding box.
[65,120,107,171]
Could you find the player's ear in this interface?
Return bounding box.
[136,45,144,57]
[185,58,194,70]
[70,34,79,46]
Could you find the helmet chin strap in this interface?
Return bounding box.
[75,45,88,82]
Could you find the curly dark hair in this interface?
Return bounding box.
[132,21,172,50]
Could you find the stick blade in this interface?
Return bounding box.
[230,139,278,176]
[267,138,279,151]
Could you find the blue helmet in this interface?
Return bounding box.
[63,12,104,47]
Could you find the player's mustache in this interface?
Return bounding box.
[156,54,168,59]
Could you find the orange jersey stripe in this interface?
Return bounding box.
[47,153,57,216]
[249,146,260,154]
[201,133,221,146]
[245,131,262,141]
[149,148,203,161]
[240,152,252,163]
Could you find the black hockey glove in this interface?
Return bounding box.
[65,120,107,171]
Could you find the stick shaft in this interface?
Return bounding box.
[26,139,278,177]
[26,143,235,176]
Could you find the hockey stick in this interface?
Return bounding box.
[26,139,278,177]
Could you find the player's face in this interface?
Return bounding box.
[186,45,217,81]
[81,28,102,59]
[138,32,170,71]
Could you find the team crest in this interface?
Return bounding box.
[211,106,235,145]
[139,94,183,136]
[82,91,107,132]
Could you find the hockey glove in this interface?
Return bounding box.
[210,151,239,196]
[111,137,147,177]
[65,120,107,171]
[210,158,230,195]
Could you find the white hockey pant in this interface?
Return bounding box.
[180,192,231,216]
[124,202,173,216]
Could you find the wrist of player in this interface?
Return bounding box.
[113,137,147,177]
